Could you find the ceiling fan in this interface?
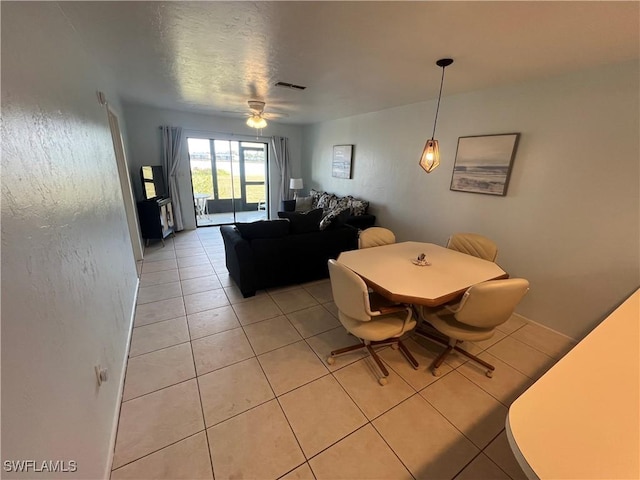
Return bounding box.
[230,100,287,129]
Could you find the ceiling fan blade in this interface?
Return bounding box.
[263,112,289,119]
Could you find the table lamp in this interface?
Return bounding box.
[289,178,303,199]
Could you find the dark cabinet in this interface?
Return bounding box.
[137,197,174,246]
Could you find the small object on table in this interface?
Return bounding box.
[411,253,430,266]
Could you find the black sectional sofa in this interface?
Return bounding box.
[221,219,359,297]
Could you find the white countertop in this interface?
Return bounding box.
[507,289,640,479]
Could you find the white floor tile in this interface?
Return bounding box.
[487,336,556,379]
[243,315,302,355]
[286,305,341,338]
[112,379,204,469]
[198,357,274,427]
[309,424,413,479]
[258,341,329,395]
[454,453,510,480]
[270,288,319,314]
[279,375,366,458]
[129,317,190,357]
[123,343,195,401]
[134,297,186,327]
[191,327,254,376]
[187,305,240,340]
[333,357,415,420]
[183,289,229,315]
[420,370,508,449]
[207,400,305,480]
[372,394,479,480]
[111,432,213,479]
[232,296,283,325]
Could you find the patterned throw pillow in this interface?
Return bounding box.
[346,196,369,216]
[309,189,323,208]
[319,205,351,230]
[316,192,337,211]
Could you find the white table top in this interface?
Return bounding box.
[337,241,508,306]
[507,289,640,480]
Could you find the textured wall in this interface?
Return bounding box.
[1,3,138,478]
[122,103,303,229]
[303,61,640,340]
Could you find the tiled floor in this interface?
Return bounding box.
[114,228,577,480]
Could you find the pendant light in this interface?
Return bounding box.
[419,58,453,173]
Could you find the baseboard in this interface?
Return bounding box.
[512,312,578,342]
[104,276,139,479]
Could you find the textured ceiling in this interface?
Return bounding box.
[59,1,640,125]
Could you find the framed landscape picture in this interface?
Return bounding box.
[450,133,520,196]
[332,145,353,179]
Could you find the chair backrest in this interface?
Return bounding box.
[328,259,372,322]
[359,227,396,249]
[446,232,498,262]
[454,278,530,328]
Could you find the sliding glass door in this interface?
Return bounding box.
[187,137,268,227]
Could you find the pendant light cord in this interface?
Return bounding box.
[431,66,447,140]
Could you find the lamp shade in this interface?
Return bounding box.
[419,139,440,173]
[246,115,267,129]
[289,178,303,190]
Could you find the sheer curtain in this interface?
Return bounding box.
[271,136,292,202]
[161,125,184,231]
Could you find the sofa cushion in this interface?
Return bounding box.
[295,196,313,212]
[235,219,290,240]
[320,205,351,230]
[316,192,337,211]
[277,208,323,234]
[346,196,369,216]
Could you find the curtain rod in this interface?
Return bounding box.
[158,126,273,140]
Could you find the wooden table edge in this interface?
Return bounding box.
[364,271,510,307]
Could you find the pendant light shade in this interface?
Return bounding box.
[419,58,453,174]
[419,139,440,173]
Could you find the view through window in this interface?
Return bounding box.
[187,138,268,226]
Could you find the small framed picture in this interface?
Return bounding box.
[450,133,520,196]
[332,145,353,179]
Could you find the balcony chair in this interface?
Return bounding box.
[327,259,419,385]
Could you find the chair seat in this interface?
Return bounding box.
[425,313,495,342]
[340,312,417,342]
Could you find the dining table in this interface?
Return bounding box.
[336,241,508,307]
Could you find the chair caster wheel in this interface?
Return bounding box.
[486,370,493,378]
[391,343,399,350]
[326,356,335,365]
[378,377,388,386]
[432,368,442,377]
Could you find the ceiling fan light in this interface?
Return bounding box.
[246,115,267,129]
[419,139,440,173]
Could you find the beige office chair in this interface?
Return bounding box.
[417,278,529,377]
[446,232,498,262]
[327,259,419,385]
[359,227,396,249]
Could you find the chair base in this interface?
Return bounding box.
[328,338,419,385]
[414,326,495,378]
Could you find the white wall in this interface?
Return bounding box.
[122,104,303,229]
[1,3,138,478]
[302,61,639,339]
